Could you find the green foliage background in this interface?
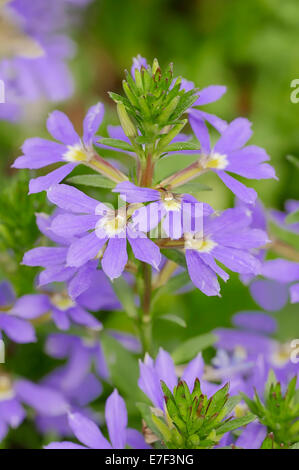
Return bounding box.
[0,0,298,448]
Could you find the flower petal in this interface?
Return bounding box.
[217,171,257,204]
[185,250,220,296]
[195,85,227,106]
[22,247,68,267]
[128,228,161,271]
[214,118,252,154]
[181,353,204,392]
[29,163,76,194]
[101,237,128,280]
[12,294,51,319]
[47,110,80,145]
[47,183,100,214]
[105,389,127,449]
[155,348,177,392]
[67,232,107,267]
[68,412,111,449]
[83,102,104,144]
[51,214,99,237]
[0,315,36,343]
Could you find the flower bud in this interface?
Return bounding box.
[117,103,137,138]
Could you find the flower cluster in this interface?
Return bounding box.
[1,55,298,450]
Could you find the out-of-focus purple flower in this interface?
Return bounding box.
[0,281,36,343]
[184,207,268,296]
[0,0,93,122]
[45,389,150,449]
[114,181,213,239]
[270,199,299,234]
[235,421,267,449]
[47,184,161,280]
[191,115,277,203]
[12,103,104,193]
[10,286,102,331]
[214,311,297,396]
[250,259,299,308]
[138,348,223,410]
[131,54,148,77]
[23,212,122,303]
[0,374,26,442]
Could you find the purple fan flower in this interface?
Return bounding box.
[0,281,36,344]
[0,375,26,442]
[183,207,268,296]
[114,181,213,239]
[23,212,122,302]
[214,311,297,396]
[250,259,299,308]
[45,389,150,449]
[131,54,148,76]
[270,199,299,234]
[10,286,102,331]
[190,114,277,203]
[47,183,161,280]
[138,348,222,411]
[0,0,92,122]
[12,103,104,193]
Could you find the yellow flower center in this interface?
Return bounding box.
[63,144,92,163]
[271,343,291,367]
[51,292,75,311]
[0,375,14,401]
[161,192,182,212]
[99,210,127,237]
[234,403,248,418]
[201,152,228,170]
[184,233,217,253]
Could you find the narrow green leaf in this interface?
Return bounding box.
[172,333,217,364]
[216,413,255,435]
[161,249,186,268]
[136,403,164,441]
[159,314,187,328]
[286,154,299,169]
[163,142,200,153]
[67,174,116,189]
[111,276,137,319]
[97,137,133,152]
[286,209,299,224]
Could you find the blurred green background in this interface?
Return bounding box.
[1,0,299,360]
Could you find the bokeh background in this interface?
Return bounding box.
[0,0,299,448]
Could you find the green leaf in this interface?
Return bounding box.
[159,314,187,328]
[111,277,137,319]
[161,249,186,268]
[290,442,299,449]
[97,137,133,152]
[216,413,255,435]
[286,154,299,169]
[223,394,242,415]
[163,142,200,153]
[136,403,164,441]
[67,174,116,189]
[174,181,212,193]
[286,209,299,224]
[172,333,217,364]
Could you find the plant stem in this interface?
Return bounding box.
[140,262,152,354]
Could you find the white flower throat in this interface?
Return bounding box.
[184,232,217,253]
[161,191,182,212]
[200,151,228,170]
[0,375,14,401]
[99,209,127,237]
[51,292,75,311]
[63,143,93,163]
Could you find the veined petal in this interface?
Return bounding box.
[105,389,127,449]
[47,110,80,145]
[47,183,100,214]
[214,118,253,154]
[181,353,204,392]
[51,214,99,237]
[68,306,102,330]
[67,232,107,267]
[114,181,160,203]
[185,250,220,296]
[193,109,228,133]
[22,247,68,267]
[195,85,227,106]
[189,110,211,154]
[15,380,69,416]
[155,348,177,392]
[101,237,128,280]
[213,245,261,275]
[131,202,163,233]
[83,102,104,145]
[12,152,62,169]
[217,171,257,204]
[138,360,164,409]
[128,228,161,270]
[29,163,76,194]
[68,412,111,449]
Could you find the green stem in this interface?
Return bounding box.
[140,262,152,354]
